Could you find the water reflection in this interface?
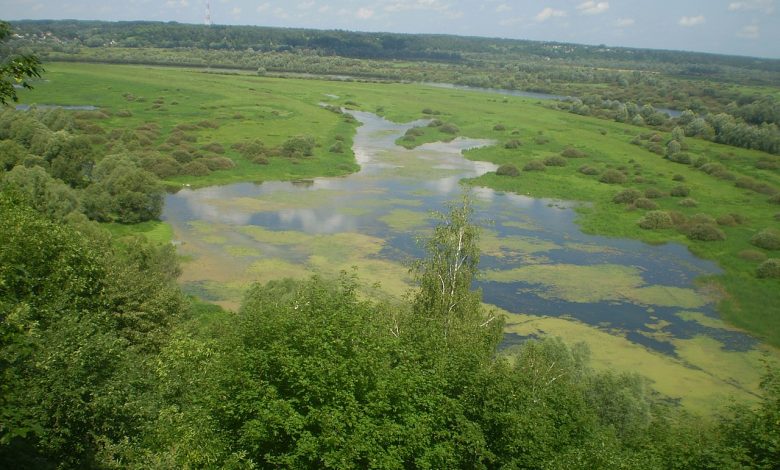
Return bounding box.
[164,111,757,356]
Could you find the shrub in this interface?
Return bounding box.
[672,174,685,182]
[116,109,133,118]
[613,189,642,204]
[769,194,780,205]
[751,229,780,250]
[599,169,627,184]
[202,142,225,154]
[141,155,181,178]
[644,188,664,199]
[757,259,780,278]
[252,155,269,165]
[182,160,210,176]
[668,153,692,165]
[647,143,664,155]
[668,211,687,226]
[174,123,199,131]
[756,159,779,170]
[775,212,780,221]
[561,147,587,158]
[678,198,698,207]
[197,120,220,129]
[578,165,600,175]
[523,160,546,172]
[171,150,194,164]
[405,128,425,137]
[493,124,506,131]
[329,142,345,153]
[428,119,443,127]
[634,198,658,210]
[686,224,726,242]
[496,164,520,177]
[422,108,440,115]
[670,185,690,197]
[281,135,315,158]
[202,157,235,171]
[716,214,738,226]
[735,177,777,195]
[689,213,716,225]
[534,136,550,145]
[504,139,522,149]
[639,211,673,230]
[543,155,567,167]
[440,123,459,135]
[739,250,767,262]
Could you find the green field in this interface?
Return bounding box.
[18,62,780,353]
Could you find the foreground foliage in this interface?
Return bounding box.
[1,193,779,468]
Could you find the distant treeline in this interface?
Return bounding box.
[9,19,780,76]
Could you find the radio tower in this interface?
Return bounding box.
[205,0,212,26]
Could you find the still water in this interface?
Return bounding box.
[164,111,753,355]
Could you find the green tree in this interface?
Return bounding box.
[0,165,81,221]
[0,21,43,105]
[83,154,163,223]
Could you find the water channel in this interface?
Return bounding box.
[164,111,759,359]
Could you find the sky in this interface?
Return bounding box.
[3,0,779,58]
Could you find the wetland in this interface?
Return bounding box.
[166,110,775,412]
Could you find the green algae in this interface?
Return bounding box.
[479,229,560,258]
[485,263,711,309]
[379,209,431,231]
[498,308,778,414]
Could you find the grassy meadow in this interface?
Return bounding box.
[16,62,780,403]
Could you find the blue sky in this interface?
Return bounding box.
[4,0,779,58]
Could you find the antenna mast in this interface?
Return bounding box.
[205,0,212,26]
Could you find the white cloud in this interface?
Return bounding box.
[615,17,634,27]
[499,16,524,26]
[679,15,705,27]
[356,7,374,19]
[318,5,331,13]
[496,4,511,13]
[737,24,760,38]
[298,1,315,10]
[535,7,566,22]
[385,0,451,13]
[728,0,775,13]
[164,0,189,8]
[274,7,289,19]
[256,3,269,13]
[231,6,241,15]
[577,1,609,15]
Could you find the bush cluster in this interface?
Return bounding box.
[561,146,588,158]
[543,155,567,167]
[599,169,627,184]
[613,189,642,204]
[522,160,546,171]
[757,259,780,278]
[751,229,780,250]
[638,211,673,230]
[496,164,520,177]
